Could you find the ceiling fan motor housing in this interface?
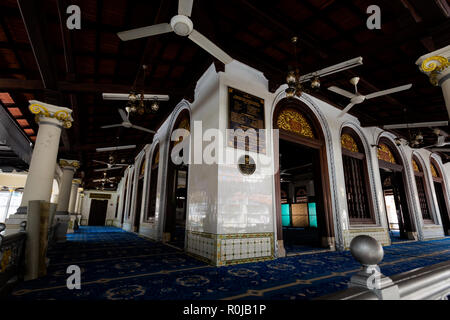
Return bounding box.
[170,15,193,36]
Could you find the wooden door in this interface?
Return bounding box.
[88,199,108,226]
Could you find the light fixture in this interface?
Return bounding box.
[284,37,323,97]
[311,76,321,89]
[150,99,160,112]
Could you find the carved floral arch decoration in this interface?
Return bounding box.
[276,107,315,139]
[377,143,397,164]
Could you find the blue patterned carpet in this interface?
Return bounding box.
[7,226,450,300]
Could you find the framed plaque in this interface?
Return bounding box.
[227,87,266,153]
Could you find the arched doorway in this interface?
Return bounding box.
[133,159,146,232]
[146,144,159,221]
[412,156,433,223]
[120,177,127,226]
[377,138,415,241]
[274,98,334,253]
[430,159,450,235]
[341,128,375,224]
[164,110,190,248]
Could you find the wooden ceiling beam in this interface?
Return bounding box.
[17,0,71,151]
[0,78,186,95]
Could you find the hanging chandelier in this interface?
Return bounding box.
[125,65,160,115]
[285,37,320,98]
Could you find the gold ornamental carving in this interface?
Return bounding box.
[341,133,359,153]
[412,159,420,172]
[277,108,314,138]
[59,159,80,170]
[29,102,73,129]
[430,163,438,178]
[377,143,396,164]
[421,56,450,86]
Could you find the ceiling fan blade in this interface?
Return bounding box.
[130,124,156,134]
[178,0,194,16]
[327,86,357,99]
[118,109,128,122]
[101,124,122,129]
[338,103,356,117]
[117,23,172,41]
[93,160,109,165]
[114,164,130,167]
[94,167,124,172]
[188,29,233,65]
[365,84,412,100]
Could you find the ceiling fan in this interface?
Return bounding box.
[101,109,155,134]
[425,129,450,149]
[93,172,117,183]
[328,77,412,117]
[117,0,233,65]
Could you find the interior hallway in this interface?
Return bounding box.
[6,227,450,300]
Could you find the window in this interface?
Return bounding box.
[341,130,373,223]
[0,188,23,222]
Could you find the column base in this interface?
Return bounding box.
[407,232,418,240]
[54,211,70,243]
[277,240,286,257]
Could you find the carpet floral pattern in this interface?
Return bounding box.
[7,227,450,300]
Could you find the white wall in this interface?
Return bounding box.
[116,59,450,262]
[80,190,118,226]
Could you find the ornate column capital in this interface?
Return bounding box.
[72,179,82,185]
[59,159,80,171]
[416,46,450,86]
[29,100,74,129]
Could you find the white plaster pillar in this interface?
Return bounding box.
[0,188,14,223]
[56,160,79,214]
[5,100,73,235]
[416,45,450,119]
[54,162,79,240]
[68,179,81,214]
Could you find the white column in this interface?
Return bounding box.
[56,160,79,214]
[0,188,14,223]
[5,100,73,234]
[68,179,81,214]
[416,45,450,119]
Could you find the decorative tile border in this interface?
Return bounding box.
[343,228,390,249]
[186,231,274,266]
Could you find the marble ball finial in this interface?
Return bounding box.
[350,235,384,266]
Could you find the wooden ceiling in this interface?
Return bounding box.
[0,0,449,188]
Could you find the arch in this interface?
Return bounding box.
[120,169,129,226]
[145,142,160,221]
[430,155,450,235]
[125,166,135,221]
[340,126,376,224]
[377,136,418,240]
[163,107,191,248]
[412,153,434,222]
[272,97,335,252]
[132,152,146,232]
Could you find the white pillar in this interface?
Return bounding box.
[0,188,14,223]
[5,100,73,234]
[56,160,79,214]
[416,46,450,120]
[68,179,81,214]
[54,162,79,240]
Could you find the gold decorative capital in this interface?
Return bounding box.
[72,179,82,185]
[419,56,450,86]
[29,100,73,128]
[59,159,80,170]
